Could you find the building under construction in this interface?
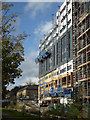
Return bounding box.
[35,0,90,105]
[35,23,58,104]
[72,1,90,103]
[35,0,73,104]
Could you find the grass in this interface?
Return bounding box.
[8,104,23,110]
[2,108,46,120]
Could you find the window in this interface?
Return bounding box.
[61,35,66,62]
[46,85,48,88]
[56,42,58,65]
[48,40,52,46]
[41,62,43,74]
[60,5,66,15]
[53,45,55,66]
[58,79,61,85]
[68,9,71,14]
[49,54,52,70]
[60,25,66,33]
[40,79,43,82]
[54,72,57,76]
[55,80,57,87]
[60,68,66,74]
[68,19,71,25]
[57,16,58,19]
[46,58,48,71]
[57,71,59,75]
[67,65,72,71]
[51,83,53,87]
[67,0,70,5]
[61,9,71,23]
[49,75,51,78]
[61,15,66,23]
[67,76,70,85]
[45,76,48,80]
[62,77,66,86]
[49,58,51,70]
[68,31,70,58]
[46,56,51,71]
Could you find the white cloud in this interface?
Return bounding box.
[24,2,52,18]
[20,50,39,82]
[33,21,52,45]
[34,21,52,35]
[21,51,39,77]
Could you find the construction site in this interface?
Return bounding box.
[35,0,90,115]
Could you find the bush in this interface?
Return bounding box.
[43,102,89,119]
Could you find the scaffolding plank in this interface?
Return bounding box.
[78,12,89,26]
[79,77,90,82]
[77,27,90,40]
[77,44,90,53]
[73,69,78,72]
[78,61,90,68]
[83,96,90,98]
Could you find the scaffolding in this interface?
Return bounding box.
[72,1,90,104]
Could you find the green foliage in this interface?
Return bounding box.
[44,103,89,119]
[1,3,30,98]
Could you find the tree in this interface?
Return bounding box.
[26,79,37,86]
[1,3,30,98]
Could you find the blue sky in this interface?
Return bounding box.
[7,2,63,90]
